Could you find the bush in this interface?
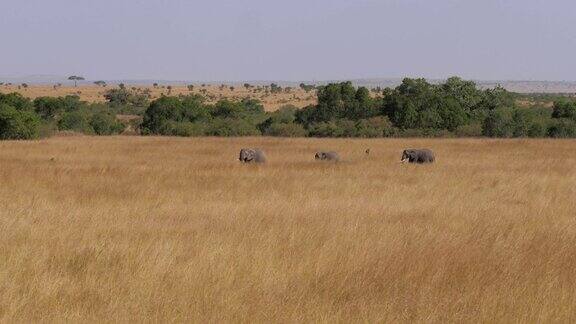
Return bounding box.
[355,116,396,137]
[0,93,33,111]
[58,111,92,133]
[181,95,211,122]
[162,121,206,137]
[262,122,307,137]
[455,123,483,137]
[482,109,512,137]
[141,96,184,134]
[354,119,382,138]
[212,99,265,119]
[336,119,358,137]
[308,121,345,137]
[0,104,40,139]
[527,121,547,138]
[552,100,576,120]
[206,118,261,136]
[90,113,125,135]
[547,119,576,138]
[38,120,58,138]
[33,97,65,119]
[271,105,298,123]
[308,117,397,138]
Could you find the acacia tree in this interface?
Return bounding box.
[68,75,85,87]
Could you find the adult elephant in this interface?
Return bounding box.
[401,149,435,164]
[315,151,340,162]
[239,148,266,163]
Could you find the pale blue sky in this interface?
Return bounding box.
[0,0,574,81]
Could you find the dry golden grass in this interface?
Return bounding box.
[1,84,316,111]
[1,136,575,322]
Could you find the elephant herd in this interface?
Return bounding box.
[238,148,435,164]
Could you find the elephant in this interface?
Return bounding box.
[239,148,266,163]
[315,151,340,162]
[401,149,435,164]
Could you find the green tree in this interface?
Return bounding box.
[141,96,184,134]
[90,112,124,135]
[441,76,482,111]
[181,95,210,122]
[478,86,515,110]
[0,92,33,110]
[33,97,65,119]
[552,100,576,120]
[482,109,512,137]
[548,119,576,138]
[58,111,91,133]
[0,104,40,139]
[68,75,85,87]
[104,88,131,105]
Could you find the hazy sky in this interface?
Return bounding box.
[0,0,574,81]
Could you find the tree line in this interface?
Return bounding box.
[141,77,576,138]
[1,77,575,139]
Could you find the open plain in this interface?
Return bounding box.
[1,136,575,322]
[0,84,317,111]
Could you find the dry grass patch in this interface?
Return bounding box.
[0,137,575,322]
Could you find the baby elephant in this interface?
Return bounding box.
[401,149,435,164]
[315,151,340,162]
[239,148,266,163]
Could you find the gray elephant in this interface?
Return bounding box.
[239,148,267,163]
[315,151,340,162]
[401,149,435,164]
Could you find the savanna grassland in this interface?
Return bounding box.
[1,136,576,322]
[1,84,316,111]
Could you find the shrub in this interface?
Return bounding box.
[336,119,358,137]
[0,92,33,111]
[33,97,65,119]
[0,104,40,139]
[38,120,58,138]
[308,121,344,137]
[58,111,92,133]
[181,95,210,122]
[547,119,576,138]
[90,113,125,135]
[552,100,576,120]
[482,109,512,137]
[355,116,396,138]
[163,121,206,137]
[142,96,184,134]
[455,123,483,137]
[206,118,261,136]
[527,121,547,138]
[262,122,307,137]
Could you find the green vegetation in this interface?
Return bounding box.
[1,76,575,140]
[0,92,129,139]
[141,96,265,137]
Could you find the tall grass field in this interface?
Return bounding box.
[1,136,575,322]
